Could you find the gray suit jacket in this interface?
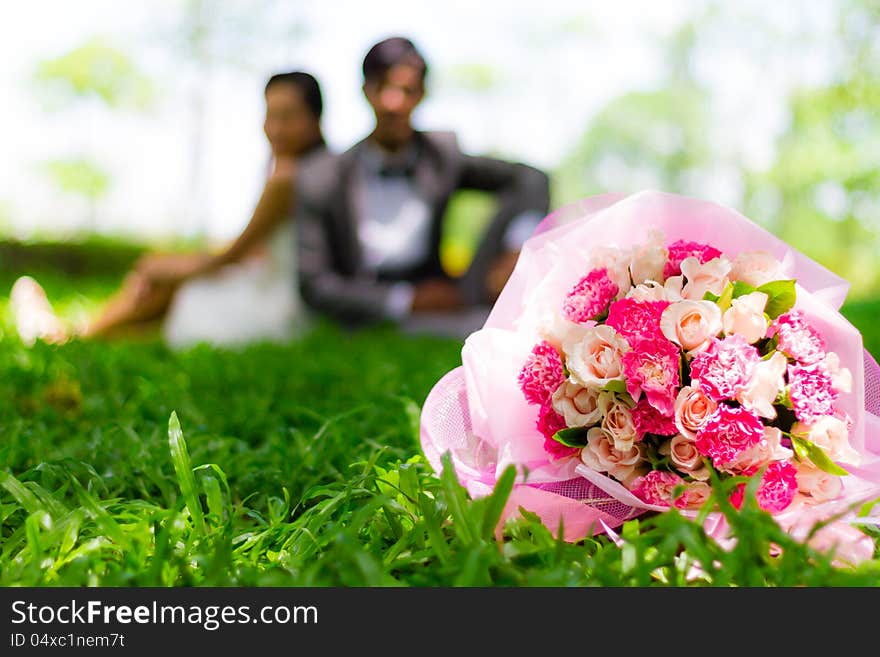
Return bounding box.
[295,130,550,325]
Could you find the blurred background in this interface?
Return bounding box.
[1,0,878,299]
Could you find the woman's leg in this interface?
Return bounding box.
[78,271,177,340]
[11,271,177,344]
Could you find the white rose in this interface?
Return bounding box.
[659,434,711,480]
[722,291,769,344]
[795,462,843,503]
[791,416,861,465]
[551,381,603,428]
[680,256,732,301]
[824,352,852,394]
[660,300,722,354]
[589,245,633,298]
[598,392,637,452]
[627,280,681,303]
[730,251,786,287]
[580,427,646,487]
[629,230,668,286]
[563,324,630,388]
[737,351,787,419]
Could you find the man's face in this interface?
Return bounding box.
[363,63,424,149]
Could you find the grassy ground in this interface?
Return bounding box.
[1,238,879,586]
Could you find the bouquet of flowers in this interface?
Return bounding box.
[420,191,880,563]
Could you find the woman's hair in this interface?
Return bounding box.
[264,71,323,120]
[362,36,428,85]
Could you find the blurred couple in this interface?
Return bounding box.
[12,36,550,347]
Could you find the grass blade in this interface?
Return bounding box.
[167,411,207,537]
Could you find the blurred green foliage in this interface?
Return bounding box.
[33,37,155,111]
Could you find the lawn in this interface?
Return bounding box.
[1,238,879,586]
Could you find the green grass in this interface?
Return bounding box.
[1,239,879,587]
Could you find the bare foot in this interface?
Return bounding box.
[9,276,70,346]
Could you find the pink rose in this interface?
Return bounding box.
[622,337,680,416]
[736,351,787,419]
[659,434,711,480]
[730,250,786,287]
[562,268,619,324]
[689,334,761,401]
[674,385,718,439]
[756,460,799,513]
[695,404,764,468]
[598,392,638,452]
[630,470,685,507]
[660,300,722,354]
[551,381,603,428]
[630,470,709,509]
[536,402,579,460]
[580,427,646,487]
[518,340,565,406]
[663,240,723,279]
[680,256,731,301]
[722,291,769,344]
[563,325,630,388]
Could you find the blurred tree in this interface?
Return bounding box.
[150,0,309,237]
[32,38,155,231]
[553,21,717,206]
[742,0,880,298]
[33,37,154,111]
[41,159,111,230]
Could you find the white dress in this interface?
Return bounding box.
[161,220,309,349]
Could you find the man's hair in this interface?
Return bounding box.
[362,36,428,84]
[265,71,324,119]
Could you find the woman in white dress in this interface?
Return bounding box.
[11,71,327,348]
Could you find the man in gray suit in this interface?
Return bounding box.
[295,36,550,335]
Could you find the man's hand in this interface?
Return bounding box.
[411,278,465,313]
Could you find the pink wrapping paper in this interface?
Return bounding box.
[420,190,880,563]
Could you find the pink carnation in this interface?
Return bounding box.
[631,470,686,507]
[562,268,619,323]
[770,311,826,365]
[631,397,678,438]
[788,361,837,423]
[536,402,579,460]
[663,239,723,279]
[622,338,680,416]
[606,298,669,345]
[695,404,764,468]
[518,341,565,406]
[730,461,798,513]
[689,335,761,401]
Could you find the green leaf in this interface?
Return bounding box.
[715,281,735,313]
[757,280,796,319]
[790,434,849,476]
[552,427,590,448]
[602,379,628,395]
[731,280,758,298]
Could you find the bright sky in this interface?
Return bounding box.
[0,1,837,242]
